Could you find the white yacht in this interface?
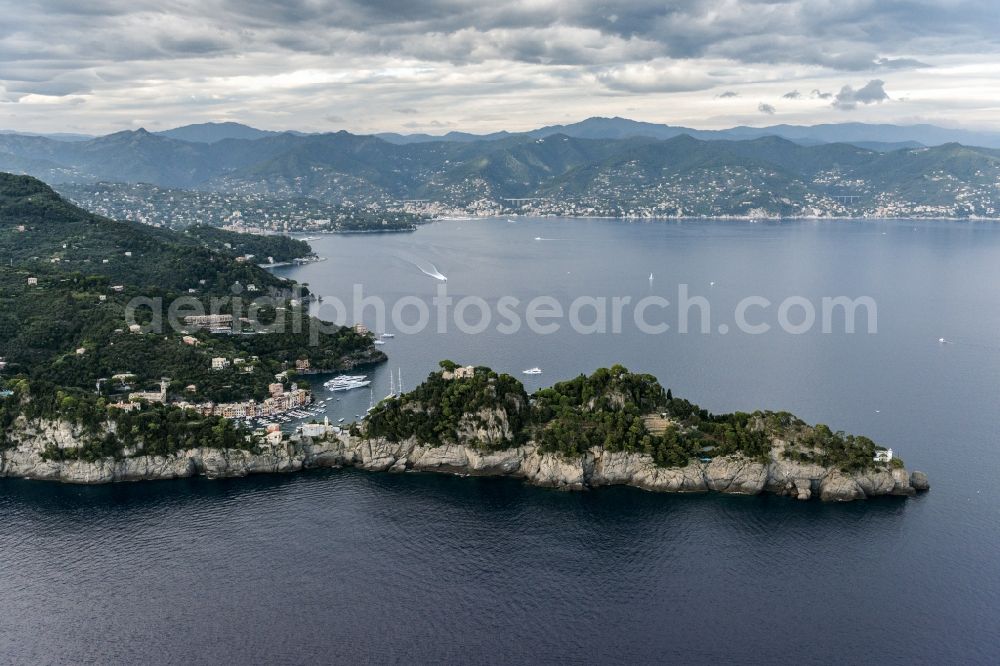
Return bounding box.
[324,375,371,391]
[381,332,395,338]
[522,367,542,375]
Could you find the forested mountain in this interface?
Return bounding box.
[2,128,999,217]
[0,174,380,411]
[0,174,291,291]
[377,117,1000,149]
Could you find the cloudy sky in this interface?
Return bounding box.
[2,0,999,135]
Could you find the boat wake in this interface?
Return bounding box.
[399,252,449,281]
[418,262,448,281]
[534,237,565,241]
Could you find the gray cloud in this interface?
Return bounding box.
[758,102,776,114]
[833,79,890,110]
[875,57,930,69]
[5,2,998,73]
[782,90,801,99]
[716,90,739,98]
[3,79,92,96]
[0,1,996,132]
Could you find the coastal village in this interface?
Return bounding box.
[104,364,344,454]
[107,375,312,422]
[6,235,375,457]
[57,182,422,233]
[54,152,1000,237]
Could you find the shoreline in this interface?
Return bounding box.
[432,213,1000,223]
[328,227,418,235]
[258,255,327,269]
[239,216,999,244]
[0,426,929,502]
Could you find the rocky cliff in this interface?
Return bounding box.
[0,419,929,501]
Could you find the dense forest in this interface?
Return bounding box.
[364,361,531,448]
[365,362,891,471]
[0,173,383,453]
[0,174,293,292]
[183,225,312,263]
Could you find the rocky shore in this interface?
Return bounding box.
[0,419,929,501]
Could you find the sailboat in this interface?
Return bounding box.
[384,370,396,402]
[384,368,404,402]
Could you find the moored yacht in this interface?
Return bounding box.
[324,375,371,391]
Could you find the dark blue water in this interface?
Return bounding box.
[3,218,999,663]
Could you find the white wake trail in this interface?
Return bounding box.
[419,262,448,281]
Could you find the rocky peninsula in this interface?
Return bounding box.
[1,364,929,502]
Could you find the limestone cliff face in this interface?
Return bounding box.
[0,420,928,501]
[456,407,519,449]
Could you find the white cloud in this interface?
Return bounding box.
[595,60,716,93]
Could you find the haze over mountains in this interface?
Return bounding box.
[374,117,1000,151]
[2,118,999,218]
[7,117,1000,150]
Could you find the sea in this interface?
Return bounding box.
[2,217,999,664]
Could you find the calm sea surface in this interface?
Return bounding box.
[3,218,999,664]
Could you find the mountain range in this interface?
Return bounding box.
[6,117,1000,149]
[373,117,982,151]
[2,121,999,217]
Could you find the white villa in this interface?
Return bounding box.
[442,365,475,380]
[874,448,894,463]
